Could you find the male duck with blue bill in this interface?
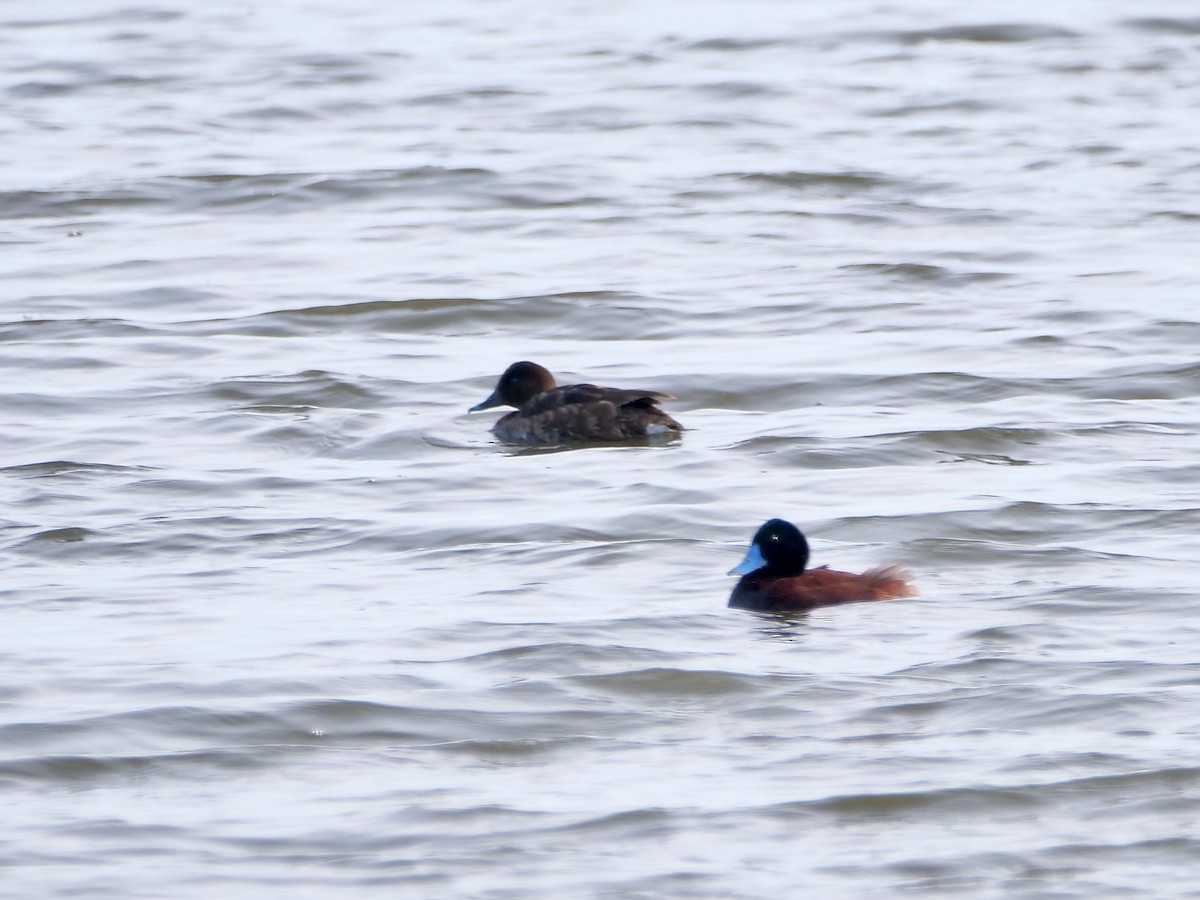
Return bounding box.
[729,518,917,612]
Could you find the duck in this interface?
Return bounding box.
[469,361,683,443]
[728,518,917,612]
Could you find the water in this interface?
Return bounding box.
[4,1,1200,896]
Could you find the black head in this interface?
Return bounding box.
[728,518,810,577]
[469,361,557,411]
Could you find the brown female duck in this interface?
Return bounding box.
[469,361,683,443]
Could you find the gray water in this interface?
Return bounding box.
[4,1,1200,897]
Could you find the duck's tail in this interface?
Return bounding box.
[862,564,919,599]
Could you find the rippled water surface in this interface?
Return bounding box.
[5,1,1200,896]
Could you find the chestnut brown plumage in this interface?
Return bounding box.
[729,518,917,612]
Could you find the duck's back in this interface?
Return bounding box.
[495,383,682,442]
[729,564,917,612]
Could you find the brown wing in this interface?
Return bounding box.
[787,566,917,602]
[768,568,870,606]
[519,383,675,416]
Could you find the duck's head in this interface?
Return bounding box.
[728,518,810,577]
[470,361,557,412]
